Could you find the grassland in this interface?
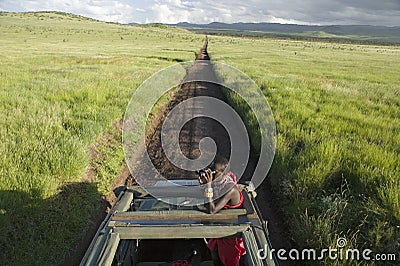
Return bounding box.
[186,27,400,45]
[210,37,400,262]
[0,11,202,265]
[0,11,399,265]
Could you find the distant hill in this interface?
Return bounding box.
[171,22,400,45]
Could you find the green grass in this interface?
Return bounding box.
[209,36,400,263]
[0,11,399,265]
[0,11,200,265]
[187,27,400,45]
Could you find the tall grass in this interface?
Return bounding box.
[0,11,399,265]
[212,37,400,263]
[0,11,200,265]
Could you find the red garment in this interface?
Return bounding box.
[207,238,246,266]
[223,172,244,209]
[207,172,246,266]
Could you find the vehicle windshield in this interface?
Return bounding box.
[133,197,207,211]
[135,180,207,211]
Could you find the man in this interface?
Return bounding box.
[197,156,246,266]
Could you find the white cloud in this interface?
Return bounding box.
[0,0,137,23]
[0,0,399,25]
[151,0,193,23]
[149,0,262,24]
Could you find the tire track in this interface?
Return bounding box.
[126,38,290,259]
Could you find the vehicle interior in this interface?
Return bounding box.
[110,192,249,265]
[112,237,253,266]
[113,238,212,266]
[82,184,277,266]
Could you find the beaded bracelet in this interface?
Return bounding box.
[204,187,213,198]
[204,187,213,193]
[205,191,214,198]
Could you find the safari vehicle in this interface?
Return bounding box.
[80,180,278,266]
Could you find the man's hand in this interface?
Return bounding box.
[203,169,214,184]
[197,168,214,185]
[197,173,205,185]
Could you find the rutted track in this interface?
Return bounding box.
[126,39,290,258]
[66,40,290,266]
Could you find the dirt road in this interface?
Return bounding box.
[66,39,290,266]
[126,40,290,257]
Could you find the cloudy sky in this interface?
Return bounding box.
[1,0,399,26]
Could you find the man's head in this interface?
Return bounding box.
[212,155,229,176]
[197,155,229,183]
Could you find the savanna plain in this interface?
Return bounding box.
[0,11,399,265]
